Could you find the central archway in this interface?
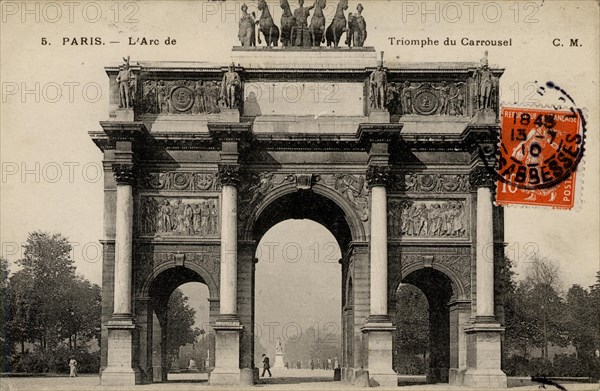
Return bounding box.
[243,188,364,382]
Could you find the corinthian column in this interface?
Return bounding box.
[210,163,243,386]
[463,165,506,388]
[112,163,135,316]
[361,164,397,387]
[366,165,391,319]
[217,164,240,318]
[102,163,141,386]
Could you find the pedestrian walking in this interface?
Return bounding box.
[261,354,272,377]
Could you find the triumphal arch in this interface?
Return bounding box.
[91,8,507,387]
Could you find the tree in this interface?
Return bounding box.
[13,232,77,350]
[394,284,428,374]
[522,255,568,361]
[166,289,201,367]
[564,284,596,358]
[1,258,10,371]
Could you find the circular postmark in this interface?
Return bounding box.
[170,86,195,112]
[483,82,586,194]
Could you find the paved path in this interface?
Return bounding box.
[1,370,598,391]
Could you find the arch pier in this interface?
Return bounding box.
[91,47,507,388]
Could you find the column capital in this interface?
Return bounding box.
[366,165,391,189]
[112,163,136,186]
[469,165,495,190]
[217,164,241,187]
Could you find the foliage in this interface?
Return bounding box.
[166,289,201,367]
[394,284,428,375]
[10,345,100,374]
[4,231,102,373]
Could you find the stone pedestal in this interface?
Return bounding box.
[361,321,397,387]
[114,108,135,121]
[463,323,507,388]
[470,108,496,125]
[102,319,142,386]
[210,322,243,386]
[273,353,285,368]
[217,108,240,123]
[368,109,391,123]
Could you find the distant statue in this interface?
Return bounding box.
[475,51,495,110]
[116,56,135,108]
[276,338,284,353]
[308,0,327,46]
[257,0,280,47]
[326,0,348,48]
[238,3,257,46]
[280,0,296,46]
[292,0,314,46]
[369,60,387,110]
[221,64,241,109]
[346,3,366,47]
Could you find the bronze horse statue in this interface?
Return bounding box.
[280,0,296,47]
[308,0,327,46]
[326,0,348,48]
[258,0,280,47]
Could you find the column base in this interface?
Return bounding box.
[209,318,243,386]
[361,321,397,387]
[463,322,507,389]
[449,367,467,385]
[463,368,507,388]
[102,318,142,386]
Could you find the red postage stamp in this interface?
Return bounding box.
[495,107,583,209]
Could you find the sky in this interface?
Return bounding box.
[1,1,599,335]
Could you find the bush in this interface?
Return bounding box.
[9,345,100,374]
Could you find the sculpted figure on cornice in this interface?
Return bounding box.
[117,56,136,109]
[140,79,224,115]
[392,173,470,193]
[388,199,468,238]
[139,197,219,237]
[346,4,366,48]
[140,172,219,192]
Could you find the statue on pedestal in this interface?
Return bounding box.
[369,57,388,110]
[116,56,135,109]
[238,3,257,47]
[475,51,496,110]
[220,64,241,109]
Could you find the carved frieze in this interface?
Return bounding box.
[388,199,469,238]
[140,171,219,192]
[392,173,470,193]
[139,79,224,115]
[469,166,495,190]
[138,197,219,237]
[239,172,296,219]
[322,174,369,222]
[387,81,467,116]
